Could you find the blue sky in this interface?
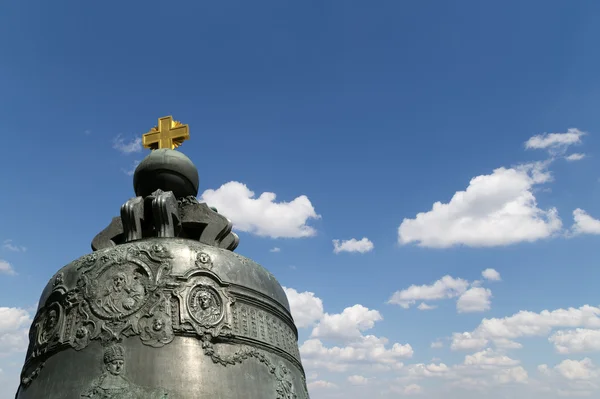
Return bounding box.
[2,1,600,398]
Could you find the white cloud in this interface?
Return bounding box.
[565,153,586,162]
[456,287,492,313]
[347,375,369,385]
[417,303,437,311]
[571,209,600,236]
[200,182,320,238]
[494,366,528,384]
[123,160,140,176]
[450,332,489,351]
[525,128,585,155]
[307,380,337,390]
[399,383,422,395]
[482,268,501,281]
[0,307,31,355]
[464,349,520,367]
[332,237,374,254]
[493,338,523,350]
[549,329,600,354]
[113,135,142,154]
[311,305,383,343]
[555,358,598,381]
[537,359,600,396]
[301,336,413,372]
[269,247,281,253]
[400,354,529,391]
[283,287,324,329]
[430,341,443,349]
[388,276,470,309]
[398,162,561,248]
[404,362,451,379]
[0,261,16,276]
[288,289,413,375]
[451,305,600,351]
[2,240,25,253]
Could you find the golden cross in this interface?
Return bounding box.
[142,116,190,150]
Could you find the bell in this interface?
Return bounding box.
[15,118,310,398]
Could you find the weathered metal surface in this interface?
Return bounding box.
[15,119,309,398]
[17,239,307,398]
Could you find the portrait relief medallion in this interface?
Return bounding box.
[188,286,223,326]
[37,303,61,345]
[87,263,151,319]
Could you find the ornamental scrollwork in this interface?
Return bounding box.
[202,338,304,399]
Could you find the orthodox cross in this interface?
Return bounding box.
[142,116,190,150]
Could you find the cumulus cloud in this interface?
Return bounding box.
[112,135,142,154]
[288,289,413,374]
[430,341,443,349]
[388,276,470,309]
[397,351,530,395]
[565,153,586,162]
[464,349,520,367]
[549,329,600,354]
[404,383,423,394]
[269,247,281,253]
[555,358,598,381]
[398,162,561,248]
[347,375,369,385]
[525,128,585,155]
[389,271,497,313]
[2,240,26,253]
[283,287,324,328]
[451,305,600,351]
[570,209,600,236]
[0,307,32,355]
[332,238,374,254]
[307,380,337,390]
[301,336,413,372]
[0,260,16,276]
[493,366,528,384]
[482,268,501,281]
[456,287,492,313]
[200,182,320,238]
[450,332,490,351]
[311,305,383,343]
[537,359,600,396]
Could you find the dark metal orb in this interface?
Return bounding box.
[133,149,199,198]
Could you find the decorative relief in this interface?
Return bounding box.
[275,363,297,399]
[20,361,45,388]
[202,339,304,399]
[188,286,222,326]
[53,272,64,288]
[231,302,300,362]
[139,292,174,348]
[91,266,148,319]
[177,195,200,207]
[22,243,177,368]
[194,251,212,269]
[21,241,307,397]
[81,344,169,398]
[174,275,234,337]
[37,304,61,346]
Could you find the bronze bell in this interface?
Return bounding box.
[15,118,309,398]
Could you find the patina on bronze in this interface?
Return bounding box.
[15,117,309,398]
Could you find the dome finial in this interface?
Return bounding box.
[133,116,199,198]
